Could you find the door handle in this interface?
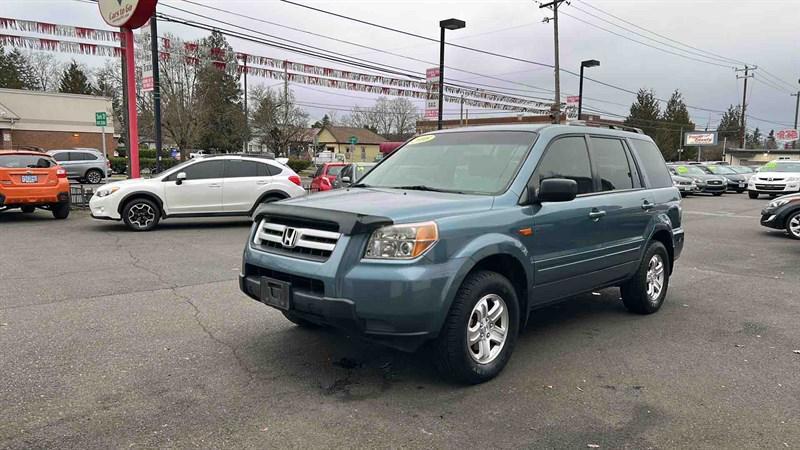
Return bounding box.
[642,201,654,211]
[589,209,606,221]
[256,180,269,185]
[208,184,222,188]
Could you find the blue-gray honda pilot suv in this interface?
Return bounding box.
[240,124,684,384]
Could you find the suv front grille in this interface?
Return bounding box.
[707,180,723,185]
[755,184,786,191]
[253,219,341,261]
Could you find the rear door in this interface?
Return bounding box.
[587,136,651,278]
[51,151,77,177]
[528,135,610,303]
[222,159,271,212]
[163,160,224,214]
[70,151,99,178]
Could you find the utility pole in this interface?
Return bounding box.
[460,94,464,126]
[283,62,289,157]
[540,0,566,124]
[149,15,163,173]
[243,55,248,152]
[736,65,756,149]
[792,88,799,149]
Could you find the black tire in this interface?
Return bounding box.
[20,205,35,213]
[748,191,759,199]
[122,198,160,231]
[281,311,320,328]
[785,211,800,240]
[85,169,103,185]
[52,202,70,220]
[434,270,520,384]
[713,192,723,196]
[621,241,670,315]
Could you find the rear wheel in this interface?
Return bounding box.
[122,198,160,231]
[52,202,70,219]
[434,270,519,384]
[621,241,670,314]
[85,169,103,185]
[748,191,759,199]
[785,211,800,240]
[20,205,35,213]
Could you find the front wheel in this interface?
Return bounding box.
[748,191,759,199]
[621,241,670,314]
[785,211,800,240]
[434,270,519,384]
[122,198,160,231]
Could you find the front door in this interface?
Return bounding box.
[527,135,609,303]
[163,160,224,214]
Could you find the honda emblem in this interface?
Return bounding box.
[281,227,299,248]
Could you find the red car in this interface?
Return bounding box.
[310,162,346,192]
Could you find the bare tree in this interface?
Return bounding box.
[251,86,309,157]
[158,33,202,160]
[389,97,419,139]
[343,97,419,139]
[26,52,62,91]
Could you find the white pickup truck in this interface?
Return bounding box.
[313,150,345,166]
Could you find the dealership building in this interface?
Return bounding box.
[0,88,116,155]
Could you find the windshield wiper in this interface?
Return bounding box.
[392,185,465,194]
[350,183,371,188]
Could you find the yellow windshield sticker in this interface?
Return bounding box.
[407,135,436,145]
[676,166,688,174]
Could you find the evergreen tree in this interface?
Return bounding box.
[624,89,661,141]
[766,129,777,149]
[59,60,94,95]
[0,46,36,89]
[657,90,695,161]
[716,105,742,146]
[311,114,331,129]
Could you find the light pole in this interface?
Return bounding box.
[438,18,466,130]
[578,59,599,121]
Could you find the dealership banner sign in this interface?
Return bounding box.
[774,129,799,142]
[685,132,718,146]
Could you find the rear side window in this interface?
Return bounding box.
[591,137,634,191]
[71,152,98,161]
[259,162,282,176]
[52,153,69,162]
[532,136,594,194]
[0,155,55,168]
[224,160,259,178]
[629,139,672,188]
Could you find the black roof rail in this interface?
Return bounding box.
[201,152,276,160]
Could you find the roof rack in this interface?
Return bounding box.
[568,121,644,134]
[200,152,276,160]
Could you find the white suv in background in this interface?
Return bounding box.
[748,160,800,199]
[89,155,306,231]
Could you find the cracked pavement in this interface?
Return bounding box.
[1,195,799,448]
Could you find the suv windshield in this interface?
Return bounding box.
[0,154,55,168]
[761,162,800,173]
[671,165,706,176]
[357,131,536,195]
[705,165,735,175]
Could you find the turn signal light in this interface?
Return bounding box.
[289,175,302,186]
[56,168,67,178]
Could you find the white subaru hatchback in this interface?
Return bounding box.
[90,155,306,231]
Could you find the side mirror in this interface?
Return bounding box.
[536,178,578,203]
[176,172,187,185]
[341,176,351,183]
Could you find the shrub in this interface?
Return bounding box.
[287,159,313,173]
[110,157,127,174]
[110,157,181,174]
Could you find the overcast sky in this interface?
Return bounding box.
[4,0,800,135]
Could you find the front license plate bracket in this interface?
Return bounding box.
[260,277,291,310]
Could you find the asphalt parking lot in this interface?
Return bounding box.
[1,193,799,449]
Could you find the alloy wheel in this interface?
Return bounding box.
[467,294,509,365]
[87,170,102,184]
[789,214,800,238]
[646,254,665,304]
[128,203,155,229]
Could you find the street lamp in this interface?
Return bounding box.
[438,18,466,130]
[578,59,600,121]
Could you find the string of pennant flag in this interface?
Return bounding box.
[0,17,557,114]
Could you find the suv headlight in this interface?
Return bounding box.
[364,221,438,260]
[768,199,790,208]
[95,186,119,197]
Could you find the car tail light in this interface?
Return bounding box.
[107,160,111,168]
[289,175,302,186]
[56,167,67,178]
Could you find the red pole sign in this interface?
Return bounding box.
[98,0,157,178]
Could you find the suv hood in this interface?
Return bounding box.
[256,187,495,232]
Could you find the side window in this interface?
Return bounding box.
[182,160,224,180]
[629,139,672,188]
[72,152,98,161]
[52,153,68,162]
[591,137,634,192]
[259,162,282,176]
[532,136,594,195]
[224,160,259,178]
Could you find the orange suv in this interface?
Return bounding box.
[0,151,71,219]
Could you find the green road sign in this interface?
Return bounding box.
[349,136,358,145]
[95,112,107,127]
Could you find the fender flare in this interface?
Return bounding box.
[117,191,165,216]
[249,190,290,215]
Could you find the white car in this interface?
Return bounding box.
[747,160,800,199]
[189,150,206,159]
[89,155,306,231]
